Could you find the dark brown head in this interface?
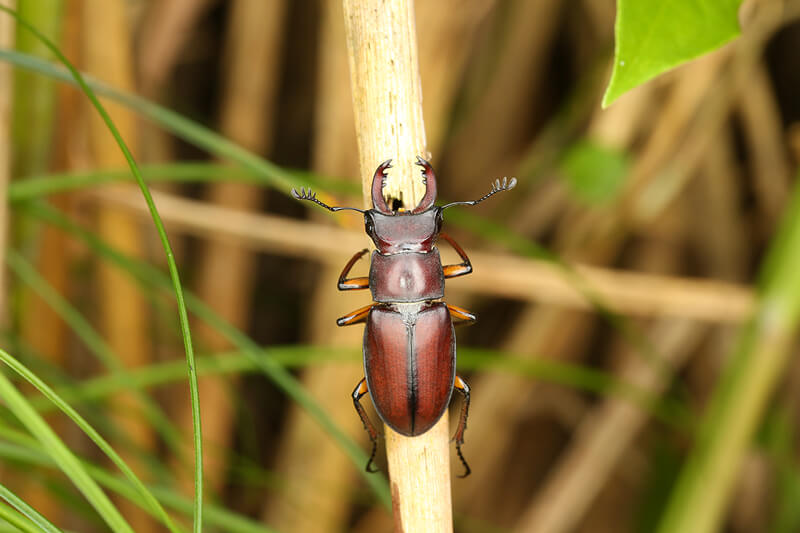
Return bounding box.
[365,157,442,254]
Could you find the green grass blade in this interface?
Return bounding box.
[0,501,41,533]
[0,367,133,532]
[0,345,183,533]
[0,430,276,533]
[657,174,800,533]
[0,483,62,533]
[0,8,203,530]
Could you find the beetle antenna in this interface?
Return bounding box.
[292,187,365,213]
[441,176,517,210]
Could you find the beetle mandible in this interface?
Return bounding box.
[292,157,516,476]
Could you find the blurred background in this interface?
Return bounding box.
[2,0,800,532]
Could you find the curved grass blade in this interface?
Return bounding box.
[0,367,133,532]
[0,431,276,533]
[0,7,204,530]
[0,345,183,533]
[0,483,62,533]
[0,501,44,533]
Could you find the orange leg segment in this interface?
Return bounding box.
[448,304,477,325]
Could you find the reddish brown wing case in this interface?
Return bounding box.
[363,303,455,436]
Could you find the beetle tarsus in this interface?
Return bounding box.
[365,442,379,473]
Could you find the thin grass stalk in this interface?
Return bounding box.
[656,174,800,533]
[0,429,276,533]
[0,482,61,533]
[0,500,52,533]
[0,362,134,532]
[0,7,204,531]
[0,339,183,533]
[343,0,453,530]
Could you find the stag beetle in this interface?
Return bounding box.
[293,157,515,476]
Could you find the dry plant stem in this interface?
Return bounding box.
[82,1,155,530]
[91,187,756,324]
[343,1,452,531]
[344,0,427,209]
[0,0,13,326]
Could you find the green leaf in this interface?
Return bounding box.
[603,0,741,107]
[560,140,630,204]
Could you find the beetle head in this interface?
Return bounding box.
[365,207,442,254]
[366,158,443,253]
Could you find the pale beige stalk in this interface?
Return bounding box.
[343,1,452,530]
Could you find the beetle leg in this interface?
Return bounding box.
[453,375,471,478]
[448,304,477,326]
[439,233,473,278]
[339,249,370,290]
[352,378,379,473]
[336,304,374,327]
